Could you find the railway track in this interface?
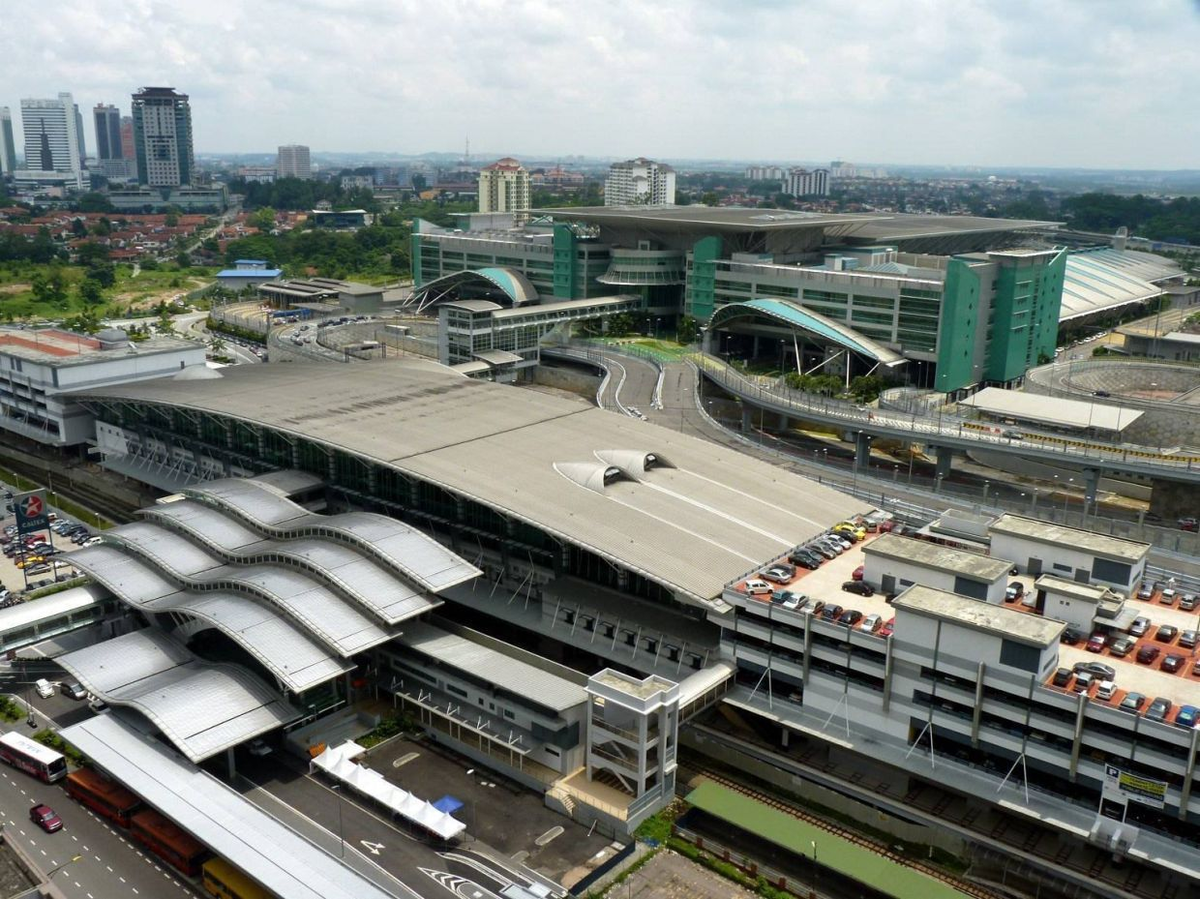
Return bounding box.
[678,760,1006,899]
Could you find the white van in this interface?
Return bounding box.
[34,679,55,699]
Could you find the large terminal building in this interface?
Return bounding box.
[410,206,1185,393]
[18,349,1193,899]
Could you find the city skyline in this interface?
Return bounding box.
[0,0,1197,170]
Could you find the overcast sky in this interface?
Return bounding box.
[1,0,1197,169]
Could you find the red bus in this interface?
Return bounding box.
[65,768,143,827]
[130,810,209,876]
[0,731,67,783]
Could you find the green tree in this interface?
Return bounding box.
[249,207,277,232]
[78,278,104,306]
[176,250,191,269]
[76,241,111,266]
[76,192,113,213]
[164,212,180,227]
[677,315,699,344]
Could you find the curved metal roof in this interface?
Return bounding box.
[138,502,440,625]
[406,266,539,312]
[709,298,906,366]
[184,480,481,594]
[1061,248,1181,321]
[69,545,347,693]
[56,629,298,762]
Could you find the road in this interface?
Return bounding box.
[0,682,196,899]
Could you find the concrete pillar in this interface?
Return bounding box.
[701,328,712,354]
[777,413,790,431]
[226,746,236,780]
[854,432,871,468]
[741,406,753,433]
[1083,468,1100,505]
[933,446,953,479]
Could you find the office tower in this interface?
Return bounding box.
[478,158,530,218]
[20,94,83,176]
[131,86,194,188]
[0,108,17,176]
[276,144,311,180]
[74,104,86,161]
[783,167,830,197]
[93,104,123,161]
[604,157,676,206]
[120,116,135,158]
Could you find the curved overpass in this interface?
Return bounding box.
[694,353,1200,489]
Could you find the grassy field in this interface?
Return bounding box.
[0,263,216,321]
[590,336,693,363]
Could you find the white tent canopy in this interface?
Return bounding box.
[311,741,466,840]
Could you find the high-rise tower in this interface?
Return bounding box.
[131,87,194,188]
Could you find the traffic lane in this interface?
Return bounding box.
[244,764,512,898]
[0,763,197,899]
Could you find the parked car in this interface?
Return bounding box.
[1129,616,1151,637]
[1136,584,1154,601]
[833,522,866,541]
[1176,705,1199,728]
[1119,692,1147,713]
[1159,588,1178,606]
[34,678,55,698]
[62,681,86,700]
[1005,582,1025,602]
[1178,517,1198,531]
[1136,645,1161,664]
[1086,632,1107,653]
[788,550,821,570]
[1162,654,1187,674]
[837,609,864,627]
[1180,630,1197,650]
[1072,672,1094,693]
[1073,661,1116,681]
[743,578,773,596]
[1059,626,1084,646]
[1108,636,1136,657]
[860,613,883,633]
[841,580,874,597]
[1096,680,1117,701]
[1051,667,1073,688]
[851,565,865,581]
[761,567,792,585]
[1182,594,1199,611]
[819,604,844,622]
[1155,624,1179,643]
[806,543,837,561]
[879,618,895,637]
[29,804,63,834]
[782,595,807,612]
[1146,697,1173,722]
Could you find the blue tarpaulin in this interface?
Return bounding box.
[432,795,464,815]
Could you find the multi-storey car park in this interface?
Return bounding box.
[21,354,1191,899]
[408,206,1187,393]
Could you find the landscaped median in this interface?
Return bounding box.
[680,781,977,899]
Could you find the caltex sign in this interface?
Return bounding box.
[13,490,49,535]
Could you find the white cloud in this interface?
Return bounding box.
[0,0,1196,167]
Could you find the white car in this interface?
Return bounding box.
[859,613,883,633]
[34,678,55,698]
[1096,680,1117,701]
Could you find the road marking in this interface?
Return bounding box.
[118,877,125,883]
[360,839,385,855]
[71,834,78,841]
[106,865,112,872]
[392,752,420,768]
[534,825,563,847]
[39,849,46,856]
[94,854,101,861]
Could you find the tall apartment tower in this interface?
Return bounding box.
[94,104,135,180]
[782,167,830,198]
[478,157,530,219]
[131,86,195,188]
[276,144,311,180]
[0,108,17,176]
[74,104,86,162]
[19,94,83,183]
[604,157,676,206]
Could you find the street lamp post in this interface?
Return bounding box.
[810,840,818,899]
[47,854,83,880]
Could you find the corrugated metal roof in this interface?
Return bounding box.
[59,715,401,899]
[74,359,870,604]
[399,621,588,712]
[0,584,107,633]
[1061,248,1182,321]
[57,629,298,761]
[960,387,1143,432]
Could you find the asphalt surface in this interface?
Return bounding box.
[0,690,197,899]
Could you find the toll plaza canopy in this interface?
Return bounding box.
[960,387,1143,433]
[60,715,401,899]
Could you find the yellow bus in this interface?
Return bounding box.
[201,858,273,899]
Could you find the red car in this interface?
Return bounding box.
[879,617,895,637]
[29,804,63,833]
[1086,633,1107,653]
[851,565,864,581]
